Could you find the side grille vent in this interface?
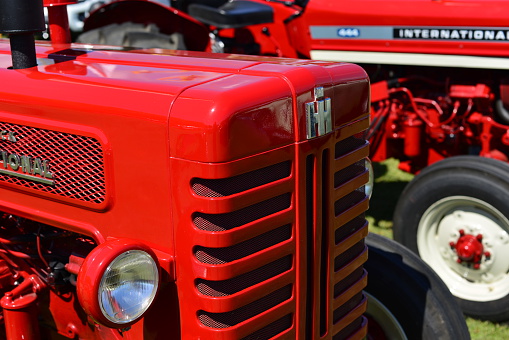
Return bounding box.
[334,267,364,298]
[334,160,365,188]
[334,240,365,271]
[334,189,366,216]
[196,255,292,297]
[333,316,365,340]
[333,292,364,324]
[335,216,366,244]
[198,285,293,329]
[194,224,292,264]
[0,122,105,205]
[334,134,367,159]
[180,151,296,339]
[241,314,293,340]
[192,161,291,197]
[193,193,291,231]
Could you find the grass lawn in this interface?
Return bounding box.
[367,158,509,339]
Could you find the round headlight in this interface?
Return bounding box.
[365,158,374,198]
[99,250,158,324]
[77,239,159,328]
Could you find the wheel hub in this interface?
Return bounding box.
[449,229,490,269]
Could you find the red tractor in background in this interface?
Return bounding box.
[78,0,509,322]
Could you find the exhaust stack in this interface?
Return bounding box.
[0,0,45,69]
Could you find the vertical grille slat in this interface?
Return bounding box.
[319,149,330,337]
[305,154,316,340]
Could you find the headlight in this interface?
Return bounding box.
[99,250,158,324]
[365,158,374,198]
[77,239,159,328]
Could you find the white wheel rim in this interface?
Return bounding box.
[417,196,509,302]
[365,292,407,340]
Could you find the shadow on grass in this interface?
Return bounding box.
[367,161,412,235]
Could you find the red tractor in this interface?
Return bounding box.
[0,0,470,339]
[78,0,509,322]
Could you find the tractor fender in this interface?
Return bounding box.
[83,0,210,51]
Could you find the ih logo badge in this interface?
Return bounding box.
[306,87,332,139]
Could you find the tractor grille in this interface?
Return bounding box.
[306,122,370,340]
[177,117,369,339]
[179,156,295,339]
[0,122,105,205]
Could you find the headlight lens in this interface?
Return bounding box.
[365,158,374,198]
[99,250,158,324]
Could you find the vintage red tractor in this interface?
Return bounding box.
[77,0,509,322]
[0,0,470,339]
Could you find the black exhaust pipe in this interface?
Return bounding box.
[0,0,45,69]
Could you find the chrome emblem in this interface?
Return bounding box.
[306,87,332,139]
[0,131,54,185]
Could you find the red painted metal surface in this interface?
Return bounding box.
[77,238,160,328]
[43,0,75,44]
[302,0,509,57]
[1,274,46,340]
[0,26,371,338]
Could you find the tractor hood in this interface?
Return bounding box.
[0,42,368,164]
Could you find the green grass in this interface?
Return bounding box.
[367,158,509,339]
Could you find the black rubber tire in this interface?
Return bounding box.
[365,233,470,340]
[393,155,509,321]
[76,22,186,49]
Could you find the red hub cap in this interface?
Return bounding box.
[449,230,490,269]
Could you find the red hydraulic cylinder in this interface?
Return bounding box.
[0,274,46,340]
[404,113,423,158]
[1,292,40,340]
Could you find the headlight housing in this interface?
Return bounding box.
[77,239,159,328]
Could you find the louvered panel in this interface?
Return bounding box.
[195,241,294,282]
[333,173,369,205]
[192,161,291,197]
[333,270,368,309]
[334,200,370,231]
[331,295,367,335]
[177,153,297,340]
[333,225,369,259]
[327,121,371,340]
[192,209,294,247]
[333,248,369,284]
[334,146,370,173]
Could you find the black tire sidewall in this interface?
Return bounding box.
[365,233,470,340]
[393,156,509,321]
